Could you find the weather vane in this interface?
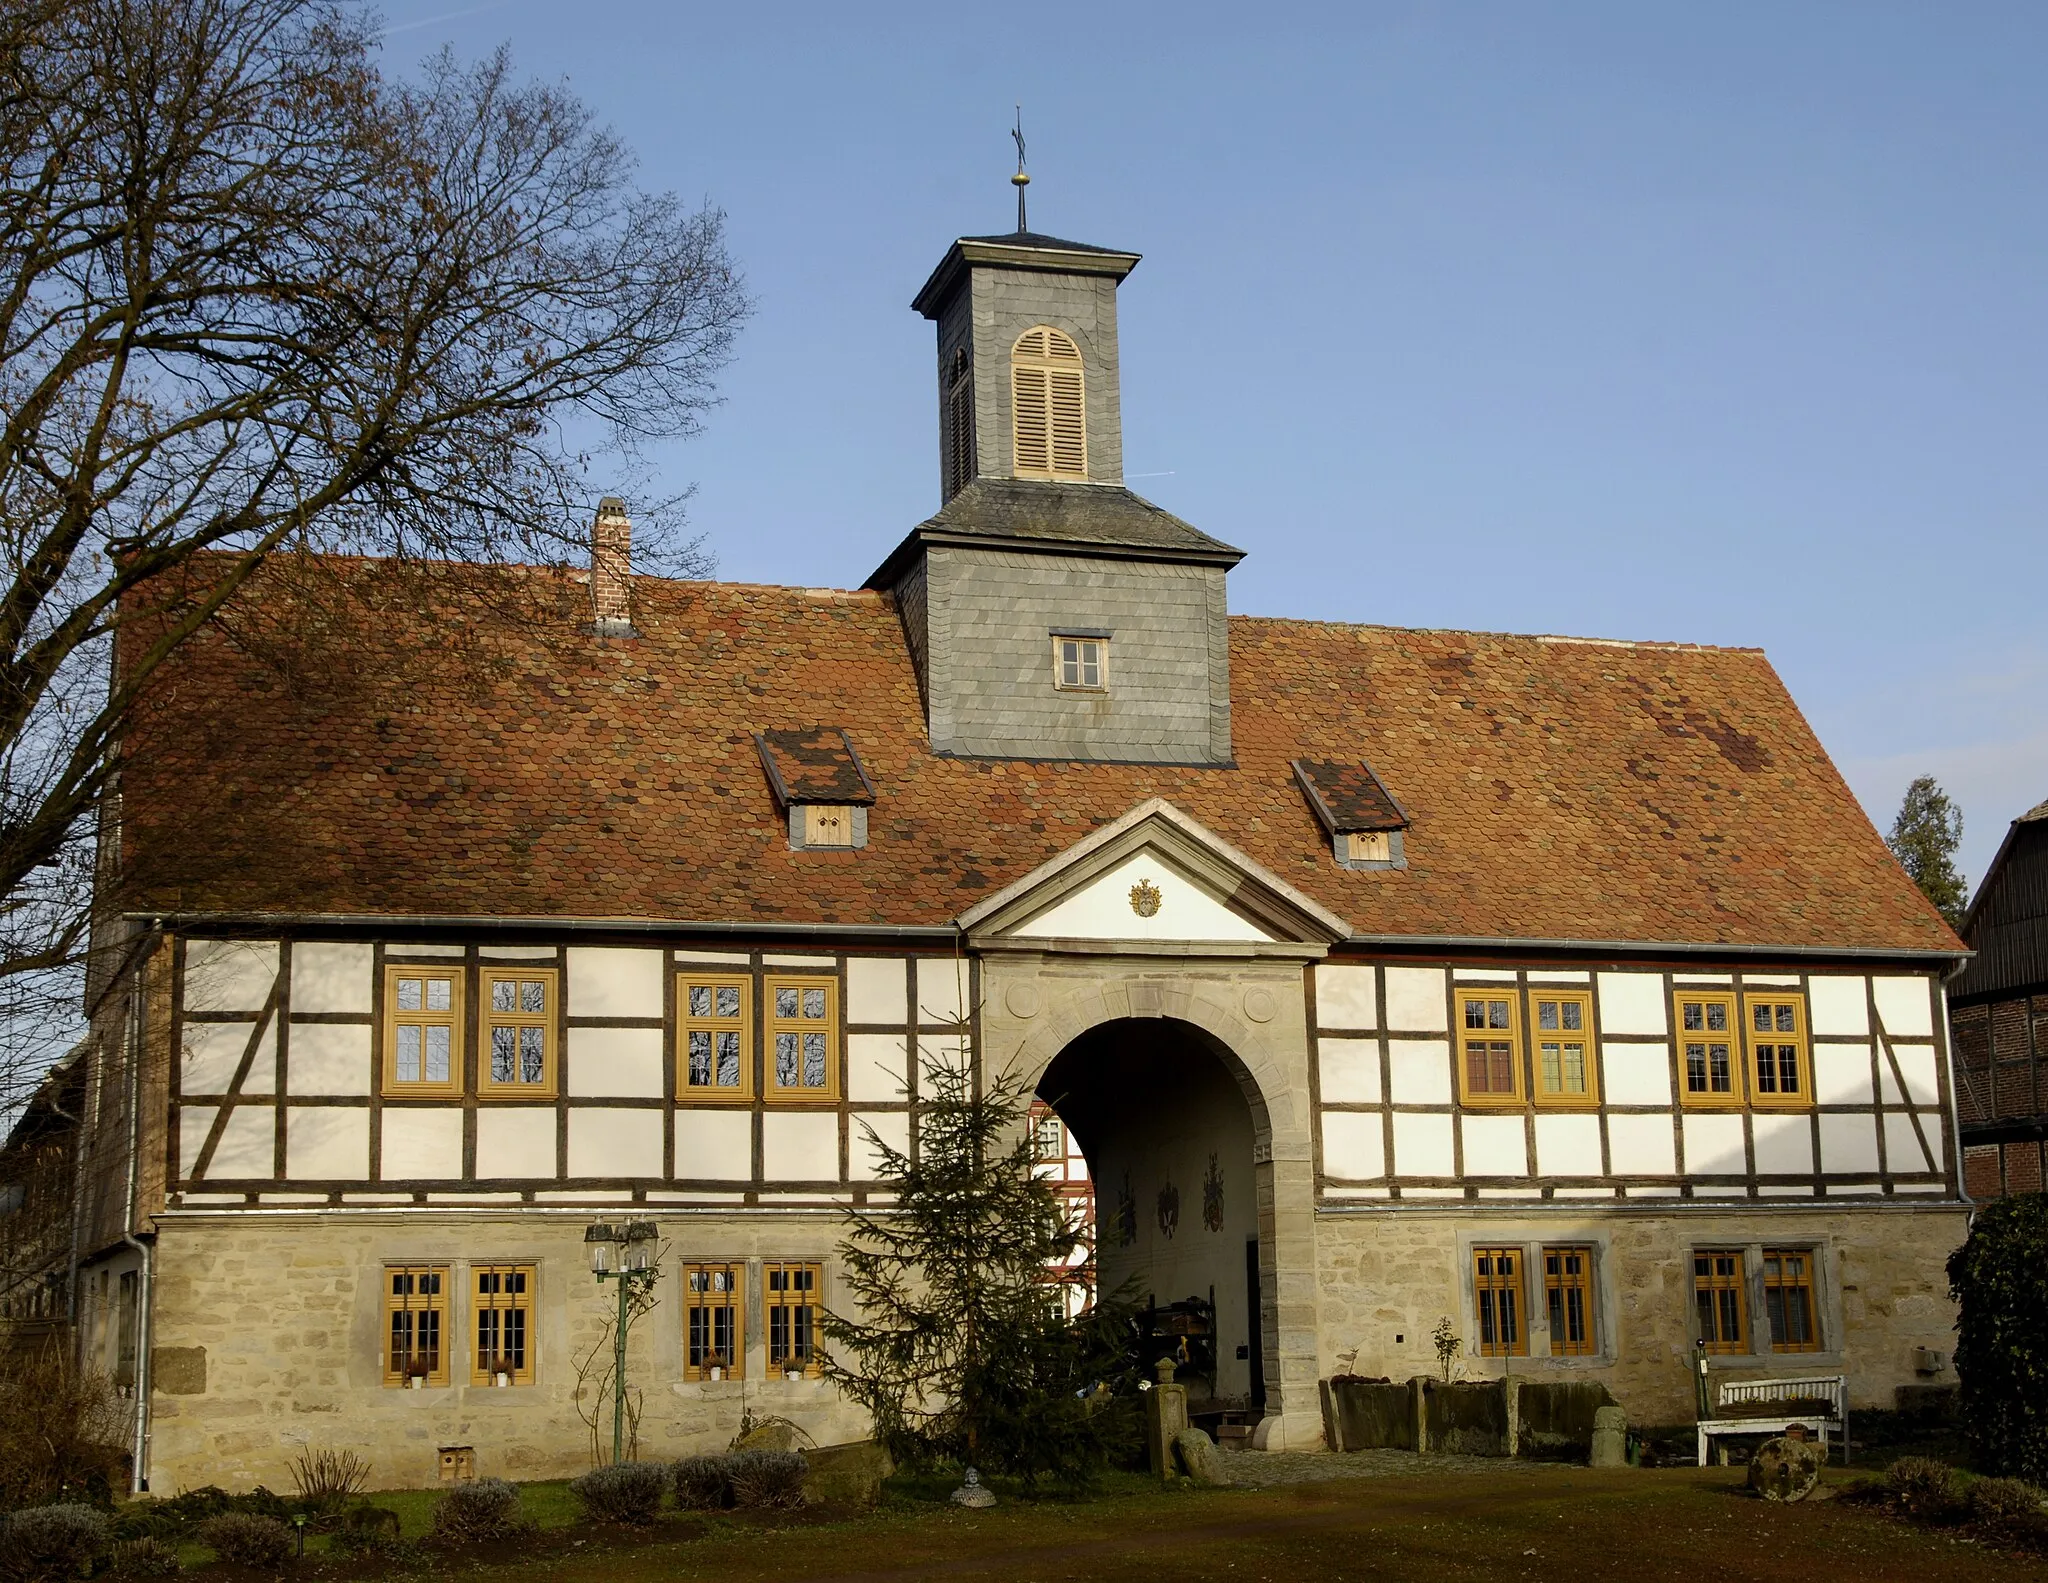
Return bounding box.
[1011,105,1029,234]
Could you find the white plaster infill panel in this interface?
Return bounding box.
[763,1111,839,1181]
[1813,1044,1875,1104]
[1600,1043,1672,1106]
[1388,1041,1451,1104]
[1321,1112,1384,1179]
[1871,976,1934,1038]
[1596,972,1666,1035]
[675,1109,752,1180]
[1818,1112,1880,1175]
[852,1111,911,1180]
[1534,1112,1599,1177]
[566,947,664,1019]
[285,1106,368,1180]
[1462,1114,1528,1177]
[846,957,909,1025]
[1606,1113,1677,1175]
[1883,1112,1940,1174]
[1314,965,1377,1029]
[1384,968,1448,1032]
[1806,976,1870,1036]
[1682,1112,1746,1175]
[476,1107,557,1179]
[1010,849,1272,942]
[380,1109,462,1180]
[183,940,278,1015]
[1881,1044,1941,1107]
[567,1108,663,1178]
[286,1023,370,1096]
[1317,1039,1380,1103]
[848,1033,910,1103]
[180,1105,274,1179]
[182,1021,273,1096]
[1391,1112,1454,1177]
[1752,1112,1814,1175]
[567,1026,664,1098]
[914,958,969,1026]
[289,942,374,1013]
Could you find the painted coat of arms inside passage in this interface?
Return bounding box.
[1129,878,1162,917]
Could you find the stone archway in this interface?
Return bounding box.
[980,960,1324,1450]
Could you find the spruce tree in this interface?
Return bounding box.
[1887,775,1968,929]
[821,1036,1137,1487]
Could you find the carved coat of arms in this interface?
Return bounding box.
[1129,878,1162,918]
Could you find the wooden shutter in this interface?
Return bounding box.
[1011,326,1086,480]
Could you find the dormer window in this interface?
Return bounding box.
[1293,758,1411,870]
[754,728,876,852]
[1053,634,1107,692]
[1012,326,1087,481]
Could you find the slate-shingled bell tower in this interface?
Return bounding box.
[868,228,1243,766]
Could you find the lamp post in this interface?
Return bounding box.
[584,1219,659,1465]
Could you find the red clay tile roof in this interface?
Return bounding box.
[1293,759,1409,834]
[117,567,1961,954]
[754,729,876,807]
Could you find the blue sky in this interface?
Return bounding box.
[381,0,2047,892]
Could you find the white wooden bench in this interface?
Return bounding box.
[1696,1374,1847,1466]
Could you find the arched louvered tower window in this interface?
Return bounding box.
[942,345,975,500]
[1011,326,1087,481]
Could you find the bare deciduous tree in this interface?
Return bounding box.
[0,0,749,1111]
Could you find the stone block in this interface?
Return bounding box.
[152,1346,206,1395]
[1173,1428,1232,1486]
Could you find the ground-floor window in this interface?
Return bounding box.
[1693,1249,1747,1354]
[1542,1246,1596,1356]
[1472,1246,1527,1357]
[684,1261,746,1380]
[766,1261,822,1377]
[472,1263,536,1384]
[385,1264,450,1386]
[1762,1249,1820,1353]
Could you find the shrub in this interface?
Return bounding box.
[1949,1192,2048,1483]
[726,1450,805,1509]
[288,1448,369,1519]
[0,1503,109,1582]
[197,1512,294,1568]
[0,1342,128,1512]
[672,1454,731,1511]
[105,1537,182,1577]
[428,1477,528,1545]
[327,1505,402,1556]
[1970,1476,2047,1529]
[1886,1456,1957,1518]
[568,1461,667,1525]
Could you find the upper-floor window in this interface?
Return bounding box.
[766,976,839,1101]
[385,968,462,1098]
[1531,991,1598,1106]
[480,970,557,1099]
[1054,635,1107,692]
[1456,990,1523,1105]
[1012,326,1087,480]
[680,973,752,1101]
[1745,995,1810,1106]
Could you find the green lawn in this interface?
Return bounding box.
[217,1464,2042,1581]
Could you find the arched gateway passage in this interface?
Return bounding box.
[1037,1017,1267,1415]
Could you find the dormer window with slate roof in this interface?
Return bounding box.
[754,729,877,851]
[1293,758,1411,870]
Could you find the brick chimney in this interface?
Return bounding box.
[591,497,633,635]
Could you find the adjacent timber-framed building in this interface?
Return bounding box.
[63,219,1972,1491]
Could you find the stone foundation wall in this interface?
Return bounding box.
[1313,1203,1967,1427]
[143,1212,871,1494]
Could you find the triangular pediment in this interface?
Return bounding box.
[959,798,1350,947]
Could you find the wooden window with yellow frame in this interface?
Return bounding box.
[471,1263,536,1385]
[1675,991,1742,1109]
[1472,1245,1528,1357]
[1455,988,1523,1106]
[1693,1249,1747,1354]
[1743,993,1811,1107]
[679,972,753,1102]
[479,969,557,1099]
[1542,1245,1597,1356]
[682,1261,745,1381]
[383,1264,450,1386]
[1762,1248,1821,1353]
[1530,990,1598,1106]
[766,976,839,1102]
[383,967,463,1097]
[765,1260,823,1377]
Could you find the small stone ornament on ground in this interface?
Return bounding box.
[1174,1428,1234,1487]
[1747,1430,1824,1502]
[950,1467,997,1508]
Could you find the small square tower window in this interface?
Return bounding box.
[1054,636,1107,691]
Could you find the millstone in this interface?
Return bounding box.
[1747,1434,1823,1502]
